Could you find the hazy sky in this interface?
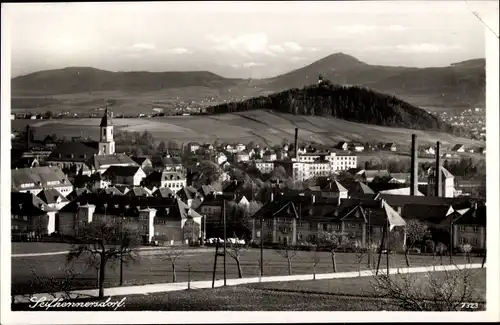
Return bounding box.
[5,1,499,78]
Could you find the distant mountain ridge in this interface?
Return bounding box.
[11,53,485,108]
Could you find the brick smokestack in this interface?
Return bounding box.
[294,128,299,160]
[25,125,31,150]
[410,134,418,196]
[435,141,442,197]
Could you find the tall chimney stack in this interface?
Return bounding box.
[294,128,299,160]
[25,125,31,150]
[410,134,418,196]
[435,141,442,197]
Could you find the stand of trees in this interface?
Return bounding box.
[206,81,457,134]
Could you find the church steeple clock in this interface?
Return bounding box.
[98,103,115,155]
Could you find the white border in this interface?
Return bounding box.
[1,1,499,324]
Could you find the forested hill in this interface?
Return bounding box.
[206,81,458,134]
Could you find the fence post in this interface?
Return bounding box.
[188,263,191,290]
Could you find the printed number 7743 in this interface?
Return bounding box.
[461,303,479,309]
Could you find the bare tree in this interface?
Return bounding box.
[404,220,428,267]
[355,247,367,276]
[159,246,185,283]
[370,264,479,311]
[226,236,248,278]
[67,222,141,298]
[459,244,472,264]
[277,244,298,275]
[425,239,436,264]
[317,231,352,273]
[16,261,92,303]
[310,245,321,280]
[436,242,448,265]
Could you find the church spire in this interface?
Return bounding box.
[100,102,113,127]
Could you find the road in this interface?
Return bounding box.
[11,246,482,295]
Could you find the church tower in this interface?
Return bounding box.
[98,104,115,155]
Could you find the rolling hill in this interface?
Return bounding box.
[11,67,241,96]
[11,53,485,110]
[206,81,458,134]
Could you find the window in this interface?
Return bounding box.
[267,231,272,238]
[459,226,466,232]
[23,216,28,221]
[460,237,468,244]
[323,223,327,231]
[473,238,478,245]
[473,226,479,232]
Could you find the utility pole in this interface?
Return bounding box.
[260,213,264,277]
[223,199,227,287]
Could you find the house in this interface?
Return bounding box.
[176,186,202,208]
[263,150,277,162]
[250,198,406,248]
[125,186,151,197]
[197,194,224,222]
[337,141,349,151]
[422,146,436,156]
[45,141,99,176]
[161,172,187,191]
[87,154,139,174]
[346,181,376,199]
[389,173,410,184]
[235,144,246,152]
[102,166,147,186]
[254,160,274,174]
[11,192,58,240]
[57,193,202,245]
[11,166,73,197]
[350,143,365,152]
[235,151,250,162]
[215,152,228,165]
[153,187,177,199]
[36,188,70,210]
[131,157,153,174]
[318,180,348,202]
[356,169,391,183]
[334,154,357,171]
[451,144,465,153]
[384,143,397,152]
[145,171,186,191]
[186,142,200,154]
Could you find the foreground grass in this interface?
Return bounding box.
[12,247,484,296]
[13,269,486,311]
[246,268,486,302]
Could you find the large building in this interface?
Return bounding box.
[11,166,73,196]
[98,105,116,155]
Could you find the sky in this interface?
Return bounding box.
[4,1,499,79]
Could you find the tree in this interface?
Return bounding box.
[132,147,144,157]
[317,231,352,273]
[159,247,185,283]
[44,110,54,119]
[226,236,248,278]
[459,244,472,264]
[436,242,448,265]
[157,141,167,154]
[277,244,298,275]
[310,245,321,280]
[404,220,429,267]
[370,265,478,311]
[198,160,223,185]
[67,222,141,298]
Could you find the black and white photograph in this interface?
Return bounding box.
[1,1,499,323]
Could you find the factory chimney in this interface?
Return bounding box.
[25,125,31,150]
[410,134,418,196]
[435,141,442,197]
[294,128,299,161]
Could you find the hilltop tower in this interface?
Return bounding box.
[98,104,115,155]
[318,74,324,84]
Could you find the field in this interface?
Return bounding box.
[11,243,483,296]
[11,110,485,149]
[12,269,486,311]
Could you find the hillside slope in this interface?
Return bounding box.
[11,67,241,95]
[206,81,457,134]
